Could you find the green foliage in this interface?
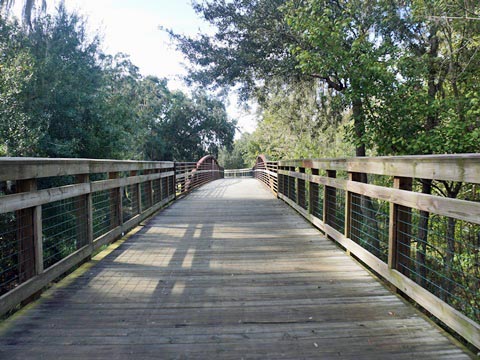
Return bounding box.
[0,18,37,156]
[169,0,298,100]
[0,6,235,160]
[218,132,255,169]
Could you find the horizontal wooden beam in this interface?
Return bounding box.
[253,169,278,178]
[0,172,175,214]
[0,158,174,181]
[279,170,480,225]
[279,154,480,183]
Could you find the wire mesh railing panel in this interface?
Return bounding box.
[325,187,345,234]
[298,177,308,210]
[349,194,389,262]
[92,190,113,240]
[152,178,162,204]
[310,183,324,220]
[140,182,152,210]
[287,174,296,202]
[37,176,75,190]
[397,207,480,323]
[162,177,169,200]
[169,175,175,197]
[122,185,139,223]
[0,211,35,296]
[42,196,88,269]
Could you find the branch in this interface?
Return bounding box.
[310,74,344,91]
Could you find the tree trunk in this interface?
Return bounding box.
[443,182,461,302]
[352,98,366,158]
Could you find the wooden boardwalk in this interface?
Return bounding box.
[0,179,471,359]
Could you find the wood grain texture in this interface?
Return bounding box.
[279,154,480,183]
[0,179,472,359]
[0,158,174,181]
[279,170,480,225]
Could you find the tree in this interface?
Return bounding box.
[155,89,235,161]
[22,5,106,158]
[0,0,47,27]
[0,17,37,156]
[169,0,298,100]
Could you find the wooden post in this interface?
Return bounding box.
[173,164,179,196]
[388,177,413,276]
[33,205,43,275]
[16,179,37,283]
[109,172,122,228]
[278,166,283,196]
[75,175,91,250]
[323,170,337,226]
[309,168,319,216]
[298,167,306,209]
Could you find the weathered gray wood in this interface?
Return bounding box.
[279,188,480,350]
[1,173,174,215]
[279,170,480,225]
[388,177,413,275]
[15,179,37,284]
[279,154,480,183]
[0,179,471,359]
[0,158,174,181]
[33,205,43,275]
[90,171,174,193]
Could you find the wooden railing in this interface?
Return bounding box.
[253,154,480,349]
[175,155,223,196]
[253,155,278,194]
[224,168,253,178]
[0,156,222,316]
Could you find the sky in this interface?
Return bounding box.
[37,0,257,137]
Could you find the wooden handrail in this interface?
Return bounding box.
[0,156,222,316]
[253,153,480,349]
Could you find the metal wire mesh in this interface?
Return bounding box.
[141,182,152,210]
[92,190,113,240]
[122,185,139,222]
[170,175,175,196]
[42,196,88,269]
[162,176,168,200]
[325,187,345,233]
[277,172,285,196]
[0,211,35,296]
[397,207,480,322]
[310,182,324,220]
[298,177,307,210]
[349,194,389,262]
[152,178,162,204]
[37,176,75,190]
[287,171,296,202]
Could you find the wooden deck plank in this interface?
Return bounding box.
[0,179,472,359]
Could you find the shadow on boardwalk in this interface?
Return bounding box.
[0,179,472,359]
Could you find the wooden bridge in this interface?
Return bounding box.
[0,154,479,358]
